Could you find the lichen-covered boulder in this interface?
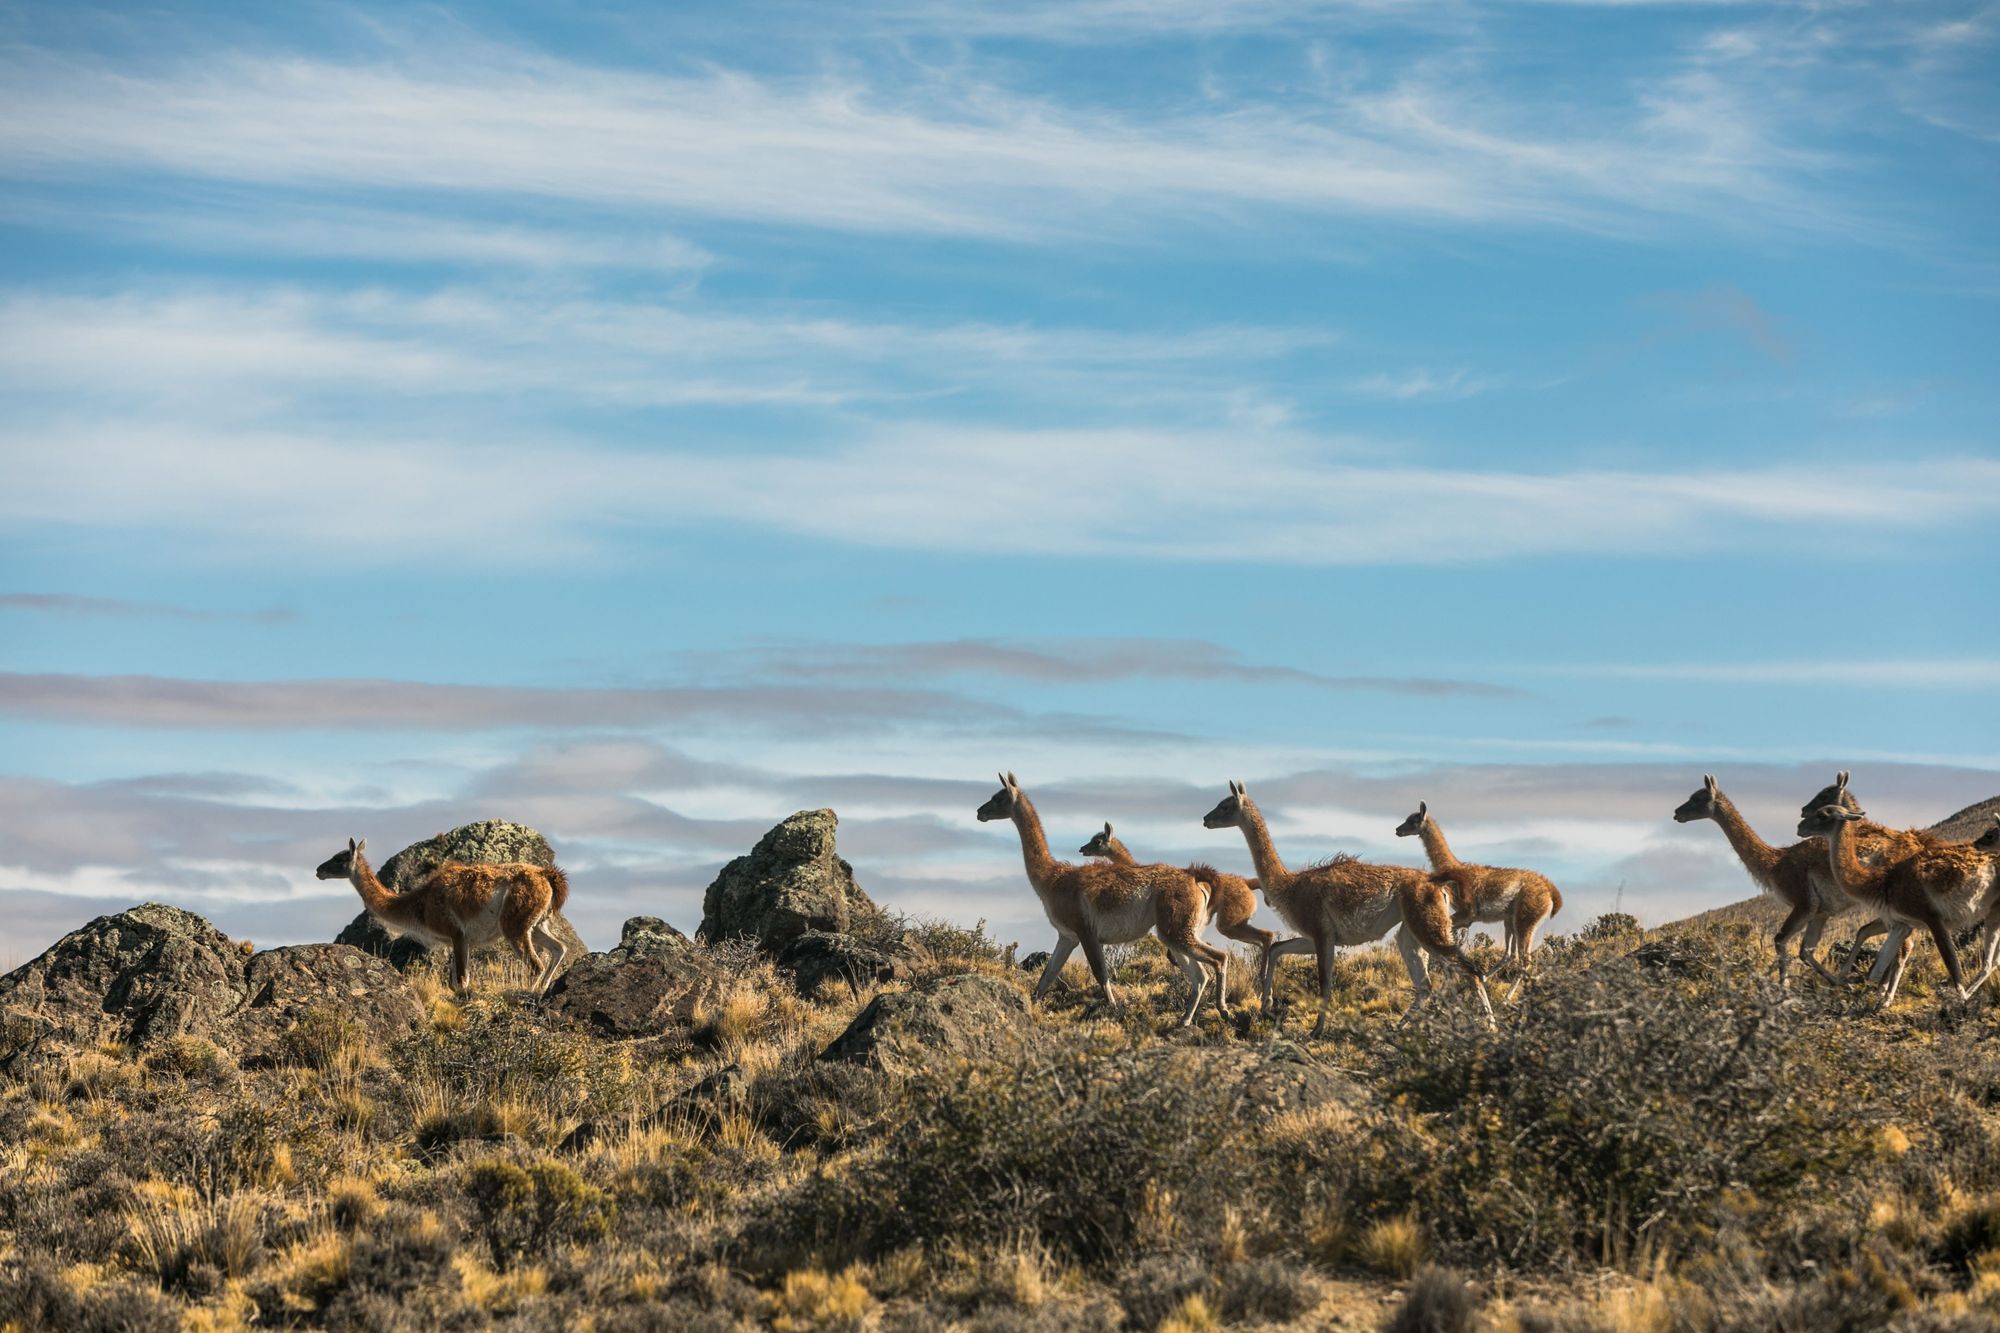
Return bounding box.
[776,929,905,997]
[699,809,883,952]
[820,973,1032,1074]
[334,819,585,979]
[229,944,423,1058]
[0,903,250,1064]
[544,915,724,1038]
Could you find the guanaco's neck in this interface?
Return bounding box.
[1100,835,1135,865]
[1707,794,1785,886]
[1235,800,1291,891]
[1823,819,1886,898]
[1009,794,1060,889]
[349,853,407,919]
[1417,819,1459,870]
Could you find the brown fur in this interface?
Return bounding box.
[315,838,569,995]
[1806,796,2000,1006]
[980,775,1229,1027]
[1674,774,1912,985]
[1398,803,1560,997]
[1080,823,1278,959]
[1203,781,1491,1036]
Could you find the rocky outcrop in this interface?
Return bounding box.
[0,904,249,1061]
[699,810,884,952]
[232,945,423,1057]
[0,904,420,1071]
[335,819,586,978]
[820,973,1032,1074]
[776,929,904,997]
[544,916,725,1039]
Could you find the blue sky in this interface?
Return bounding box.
[1,0,1995,963]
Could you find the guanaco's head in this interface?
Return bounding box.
[315,837,366,880]
[1079,822,1116,857]
[1394,801,1430,839]
[1672,775,1722,824]
[1975,815,2000,854]
[1798,770,1860,820]
[1799,803,1865,839]
[1203,779,1251,830]
[976,772,1023,822]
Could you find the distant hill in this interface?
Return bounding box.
[1669,794,1998,932]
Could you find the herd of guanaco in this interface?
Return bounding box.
[312,768,1999,1030]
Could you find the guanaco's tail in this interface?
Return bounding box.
[1548,883,1564,918]
[543,863,570,915]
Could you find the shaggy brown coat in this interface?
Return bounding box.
[315,838,570,994]
[1806,802,2000,1007]
[1396,801,1561,997]
[1673,774,1916,985]
[979,774,1229,1027]
[1080,822,1278,960]
[1202,781,1491,1036]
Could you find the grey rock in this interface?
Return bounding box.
[544,915,723,1038]
[699,809,883,952]
[776,929,905,997]
[232,944,423,1058]
[819,972,1032,1074]
[0,903,249,1064]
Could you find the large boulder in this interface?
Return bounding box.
[820,973,1032,1074]
[231,944,423,1058]
[335,819,585,979]
[776,929,905,997]
[544,916,727,1039]
[0,906,425,1073]
[0,903,250,1062]
[700,809,883,952]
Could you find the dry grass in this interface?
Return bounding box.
[9,916,2000,1329]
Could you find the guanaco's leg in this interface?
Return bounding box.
[1078,930,1118,1008]
[1033,936,1078,1002]
[450,932,472,994]
[1868,921,1912,987]
[1844,918,1890,981]
[1771,899,1812,987]
[1261,937,1316,1020]
[1796,913,1836,984]
[529,920,567,994]
[1310,940,1337,1038]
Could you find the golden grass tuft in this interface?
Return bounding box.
[766,1264,874,1332]
[452,1252,548,1313]
[1357,1211,1428,1280]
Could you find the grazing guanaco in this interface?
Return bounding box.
[1800,800,2000,1009]
[978,774,1230,1027]
[1202,780,1491,1036]
[1080,821,1278,1000]
[316,837,570,994]
[1395,801,1561,1000]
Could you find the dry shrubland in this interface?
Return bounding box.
[5,914,2000,1330]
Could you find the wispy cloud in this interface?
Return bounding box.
[692,637,1525,699]
[0,287,1332,411]
[6,419,1994,568]
[0,671,1182,743]
[0,593,291,624]
[1550,659,2000,690]
[0,36,1849,246]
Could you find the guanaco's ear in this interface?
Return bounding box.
[1103,821,1113,836]
[1836,770,1850,791]
[355,837,365,855]
[1006,770,1018,788]
[1418,800,1428,818]
[348,837,357,853]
